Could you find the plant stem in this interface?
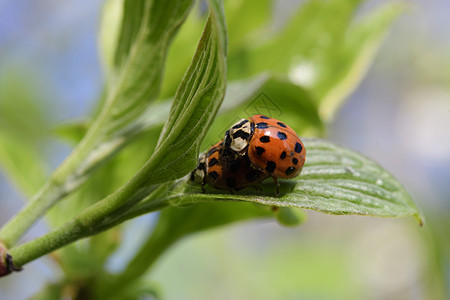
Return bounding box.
[9,218,87,266]
[8,183,162,267]
[0,111,106,248]
[7,151,164,267]
[0,180,65,248]
[6,181,197,270]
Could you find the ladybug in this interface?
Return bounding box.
[191,140,268,191]
[225,115,306,180]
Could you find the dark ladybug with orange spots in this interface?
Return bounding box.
[190,140,268,190]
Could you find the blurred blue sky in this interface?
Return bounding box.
[0,0,104,121]
[0,0,449,299]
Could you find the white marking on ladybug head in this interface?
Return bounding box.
[191,153,207,183]
[230,137,248,152]
[193,168,205,183]
[229,119,251,153]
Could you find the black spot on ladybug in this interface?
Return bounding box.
[229,160,240,172]
[260,136,270,143]
[265,161,276,173]
[256,122,269,129]
[224,130,231,147]
[259,115,271,119]
[246,170,258,182]
[292,158,298,165]
[208,157,218,167]
[226,177,237,188]
[207,147,217,157]
[208,171,219,180]
[280,151,287,159]
[250,120,255,133]
[277,131,287,140]
[295,142,303,153]
[255,146,265,155]
[232,119,248,129]
[232,130,250,140]
[285,166,295,176]
[277,122,287,128]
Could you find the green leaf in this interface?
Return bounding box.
[232,0,362,78]
[99,0,124,76]
[227,0,403,121]
[96,0,194,140]
[225,0,271,52]
[0,70,49,197]
[160,0,272,99]
[176,139,423,224]
[142,0,228,184]
[52,119,90,146]
[0,132,48,198]
[317,3,405,120]
[160,3,205,99]
[112,0,146,70]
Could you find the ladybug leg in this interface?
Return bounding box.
[201,178,206,193]
[272,176,279,197]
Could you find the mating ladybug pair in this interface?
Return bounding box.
[191,115,306,195]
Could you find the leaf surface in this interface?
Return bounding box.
[177,139,423,223]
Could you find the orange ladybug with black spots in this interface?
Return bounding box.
[247,115,306,179]
[224,115,306,179]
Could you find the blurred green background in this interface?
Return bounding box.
[0,0,449,299]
